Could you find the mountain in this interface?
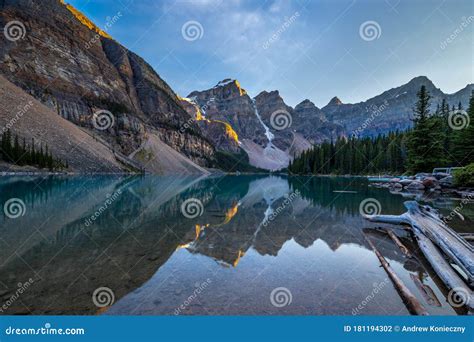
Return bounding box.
[187,79,343,170]
[292,98,345,145]
[322,76,473,137]
[1,1,471,173]
[186,76,471,171]
[178,95,240,154]
[188,81,346,170]
[0,75,124,172]
[188,80,292,170]
[326,96,343,106]
[0,0,215,173]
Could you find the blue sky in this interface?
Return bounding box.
[68,0,473,107]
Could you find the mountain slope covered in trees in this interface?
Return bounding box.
[289,88,474,175]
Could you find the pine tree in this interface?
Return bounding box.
[288,131,407,175]
[1,130,13,162]
[406,85,446,173]
[452,91,474,165]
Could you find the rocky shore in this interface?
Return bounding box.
[370,172,474,199]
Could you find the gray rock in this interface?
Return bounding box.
[399,179,414,186]
[433,172,450,180]
[439,176,454,187]
[422,176,438,188]
[415,172,432,179]
[406,181,425,190]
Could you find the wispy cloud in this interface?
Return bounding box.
[69,0,474,107]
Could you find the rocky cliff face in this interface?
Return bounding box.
[0,75,125,173]
[179,96,241,154]
[293,99,345,144]
[253,90,295,151]
[188,80,292,170]
[188,81,347,170]
[188,79,268,146]
[0,0,215,170]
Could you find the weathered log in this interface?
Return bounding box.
[364,201,474,313]
[365,201,474,286]
[404,238,468,315]
[460,233,474,242]
[363,234,429,315]
[386,229,413,258]
[415,232,474,312]
[410,273,441,307]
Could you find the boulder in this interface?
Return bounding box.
[415,172,431,179]
[439,176,453,187]
[390,183,403,191]
[422,177,438,188]
[389,178,401,183]
[399,179,414,186]
[433,172,450,180]
[406,181,425,190]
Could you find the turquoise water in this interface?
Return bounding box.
[0,175,471,315]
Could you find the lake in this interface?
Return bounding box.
[0,175,471,315]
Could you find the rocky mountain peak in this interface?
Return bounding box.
[295,99,319,111]
[390,75,441,99]
[60,0,112,39]
[408,75,432,85]
[0,0,216,173]
[214,78,235,87]
[327,96,343,106]
[187,79,248,101]
[212,79,247,97]
[254,90,284,105]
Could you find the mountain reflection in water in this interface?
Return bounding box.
[0,175,470,315]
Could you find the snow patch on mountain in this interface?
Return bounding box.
[252,99,274,143]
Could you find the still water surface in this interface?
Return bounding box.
[0,175,472,315]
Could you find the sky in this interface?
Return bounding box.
[68,0,473,107]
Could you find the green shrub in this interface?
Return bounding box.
[453,163,474,187]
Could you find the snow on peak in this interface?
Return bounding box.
[213,79,247,96]
[214,79,236,87]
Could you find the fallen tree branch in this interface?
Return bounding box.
[365,201,473,286]
[363,234,429,315]
[364,201,474,313]
[386,229,412,258]
[410,273,441,307]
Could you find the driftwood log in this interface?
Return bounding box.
[386,229,412,258]
[363,234,429,315]
[410,273,442,307]
[460,233,474,242]
[364,201,474,313]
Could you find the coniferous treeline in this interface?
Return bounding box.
[289,88,474,175]
[288,132,406,175]
[405,86,473,173]
[0,130,67,171]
